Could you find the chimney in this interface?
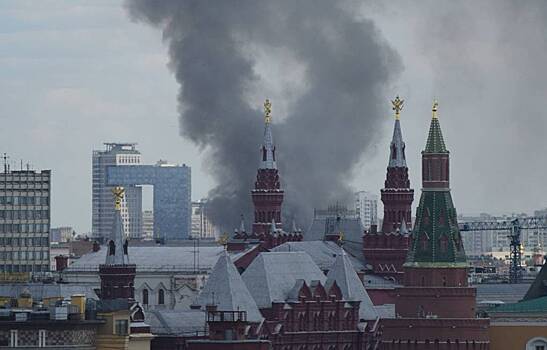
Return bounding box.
[55,255,69,272]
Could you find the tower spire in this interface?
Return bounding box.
[391,95,404,121]
[260,99,277,169]
[406,101,466,267]
[99,186,136,300]
[424,100,447,153]
[388,95,407,168]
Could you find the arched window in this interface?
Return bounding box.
[526,337,547,350]
[142,289,149,305]
[158,289,165,305]
[108,240,115,255]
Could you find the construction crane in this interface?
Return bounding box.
[459,217,547,284]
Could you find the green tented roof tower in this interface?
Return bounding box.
[405,101,467,269]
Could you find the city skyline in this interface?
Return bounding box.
[2,1,547,233]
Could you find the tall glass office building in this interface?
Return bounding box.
[92,143,142,241]
[107,162,191,241]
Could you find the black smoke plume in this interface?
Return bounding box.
[126,0,400,232]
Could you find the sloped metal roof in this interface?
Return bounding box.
[326,252,378,321]
[271,241,365,272]
[194,252,263,323]
[65,245,250,273]
[388,119,407,168]
[105,208,128,265]
[242,252,326,308]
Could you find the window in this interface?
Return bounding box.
[115,320,129,335]
[158,289,165,305]
[527,337,547,350]
[38,329,46,347]
[10,330,17,347]
[142,289,149,305]
[108,241,116,255]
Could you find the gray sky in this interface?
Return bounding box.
[1,1,546,233]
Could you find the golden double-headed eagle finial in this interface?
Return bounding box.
[264,99,272,124]
[432,100,439,119]
[391,95,404,120]
[112,186,125,210]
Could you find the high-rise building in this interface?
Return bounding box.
[191,199,216,239]
[93,144,191,241]
[92,143,142,242]
[354,190,378,230]
[107,161,191,241]
[251,99,284,236]
[142,210,154,240]
[0,168,51,274]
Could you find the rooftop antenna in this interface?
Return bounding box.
[3,153,7,173]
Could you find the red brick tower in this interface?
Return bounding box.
[99,187,136,300]
[251,99,284,235]
[380,101,489,349]
[363,96,413,281]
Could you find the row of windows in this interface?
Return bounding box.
[0,264,49,273]
[0,178,49,185]
[0,251,49,260]
[142,288,165,305]
[0,210,49,220]
[0,237,49,247]
[0,224,49,234]
[0,196,49,206]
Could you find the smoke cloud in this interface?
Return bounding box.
[389,1,547,215]
[125,0,400,232]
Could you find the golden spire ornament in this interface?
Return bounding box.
[112,186,125,210]
[391,95,404,120]
[432,100,439,119]
[264,99,272,124]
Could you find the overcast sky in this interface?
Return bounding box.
[1,1,546,233]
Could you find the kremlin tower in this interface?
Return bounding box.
[380,101,489,349]
[251,99,283,235]
[232,100,301,250]
[363,96,413,282]
[99,187,136,300]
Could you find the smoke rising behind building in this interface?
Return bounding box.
[126,0,401,231]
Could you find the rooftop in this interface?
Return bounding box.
[64,245,251,273]
[242,252,326,309]
[271,241,365,273]
[194,252,263,323]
